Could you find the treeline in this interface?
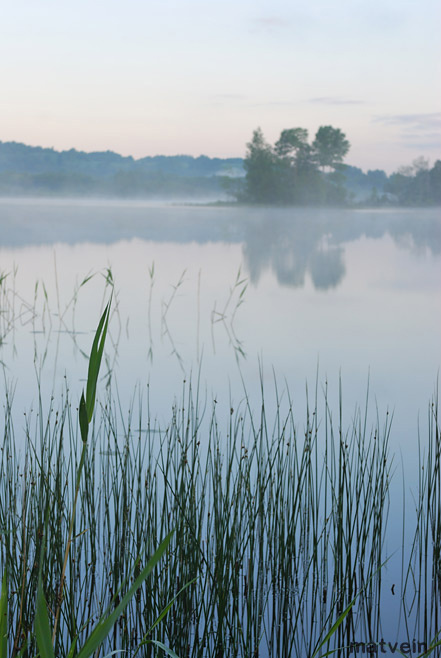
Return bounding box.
[0,141,243,178]
[0,141,243,199]
[383,157,441,206]
[0,139,439,204]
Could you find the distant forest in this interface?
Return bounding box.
[0,138,440,206]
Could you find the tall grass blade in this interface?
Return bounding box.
[133,577,198,657]
[413,637,441,658]
[35,580,56,658]
[0,570,7,658]
[311,600,354,658]
[149,640,181,658]
[53,299,111,642]
[75,531,173,658]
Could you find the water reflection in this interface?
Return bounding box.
[242,214,346,289]
[241,208,440,290]
[0,200,439,451]
[0,200,439,292]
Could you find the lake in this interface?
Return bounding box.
[1,199,439,443]
[0,198,440,655]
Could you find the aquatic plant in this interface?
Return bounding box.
[1,302,178,658]
[0,370,394,656]
[0,278,439,656]
[402,388,441,654]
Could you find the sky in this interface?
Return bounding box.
[1,0,440,173]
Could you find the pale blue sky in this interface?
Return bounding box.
[1,0,440,172]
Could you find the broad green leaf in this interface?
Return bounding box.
[80,273,95,288]
[85,300,111,421]
[147,577,197,635]
[423,640,441,657]
[312,599,354,658]
[314,644,352,657]
[67,636,78,658]
[150,640,180,658]
[0,569,8,658]
[133,577,198,657]
[79,392,89,443]
[75,532,173,658]
[35,580,55,658]
[412,637,441,658]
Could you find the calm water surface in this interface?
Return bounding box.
[1,199,439,446]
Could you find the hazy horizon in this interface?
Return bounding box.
[1,0,440,175]
[1,134,438,178]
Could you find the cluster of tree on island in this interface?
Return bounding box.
[236,126,441,206]
[0,137,439,205]
[238,125,350,205]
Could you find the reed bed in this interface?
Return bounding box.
[0,274,439,656]
[403,388,441,650]
[0,374,394,657]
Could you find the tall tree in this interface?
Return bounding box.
[244,128,281,203]
[274,128,309,160]
[429,160,441,204]
[273,128,319,203]
[312,126,350,171]
[386,157,441,205]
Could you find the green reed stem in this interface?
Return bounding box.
[52,300,111,646]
